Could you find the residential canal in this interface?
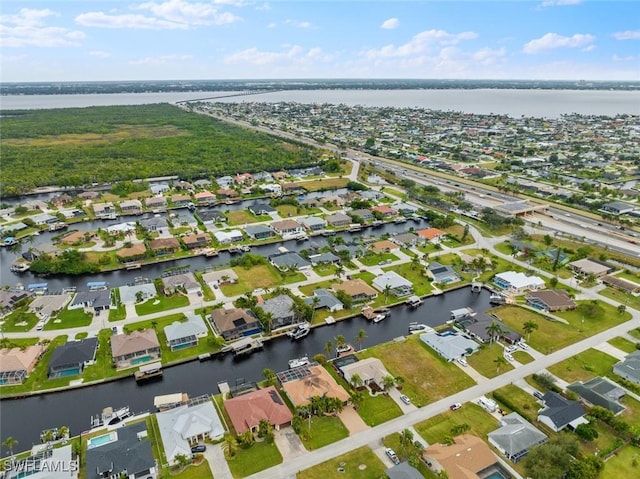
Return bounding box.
[0,286,492,452]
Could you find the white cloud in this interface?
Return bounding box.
[539,0,582,7]
[129,54,193,65]
[472,47,506,65]
[224,45,333,66]
[283,19,313,29]
[89,50,111,58]
[523,33,595,54]
[613,30,640,40]
[381,18,399,30]
[76,0,241,30]
[613,54,636,62]
[582,45,596,52]
[1,8,86,47]
[362,29,478,60]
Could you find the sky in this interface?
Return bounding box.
[1,0,639,82]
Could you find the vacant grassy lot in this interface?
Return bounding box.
[492,384,540,422]
[602,445,640,477]
[164,461,214,479]
[275,204,321,217]
[547,348,618,383]
[600,287,640,312]
[44,307,93,330]
[227,210,269,226]
[359,252,398,266]
[0,306,40,332]
[220,265,283,296]
[358,335,475,406]
[300,178,349,192]
[382,262,433,296]
[297,446,387,479]
[227,440,282,478]
[299,415,349,450]
[608,336,638,354]
[135,294,190,316]
[555,300,631,328]
[357,393,403,426]
[414,403,498,445]
[466,343,515,378]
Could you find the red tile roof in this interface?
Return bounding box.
[224,386,293,434]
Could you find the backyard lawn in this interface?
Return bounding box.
[547,348,619,383]
[608,336,638,354]
[414,403,498,445]
[358,335,475,406]
[491,384,541,423]
[135,294,190,316]
[357,393,403,426]
[44,307,93,330]
[297,446,387,479]
[298,415,349,450]
[0,306,40,332]
[382,262,433,296]
[220,265,283,296]
[602,445,640,477]
[466,343,515,379]
[227,440,282,478]
[165,461,214,479]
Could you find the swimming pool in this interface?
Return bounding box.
[55,368,80,377]
[131,355,152,365]
[87,432,116,449]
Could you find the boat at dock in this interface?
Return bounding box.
[134,362,163,383]
[406,295,423,308]
[408,322,429,334]
[336,344,354,355]
[90,405,132,428]
[231,337,264,357]
[394,217,407,224]
[362,306,386,323]
[372,220,384,228]
[288,356,310,369]
[10,262,30,272]
[204,248,219,257]
[287,322,311,340]
[348,224,362,232]
[154,392,189,411]
[126,263,142,270]
[228,245,251,254]
[198,353,211,361]
[489,294,506,304]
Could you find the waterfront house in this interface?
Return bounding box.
[145,196,168,211]
[210,307,262,340]
[261,183,282,196]
[456,312,522,344]
[194,191,216,206]
[270,219,302,236]
[493,271,545,293]
[5,445,76,479]
[567,377,626,415]
[308,252,340,266]
[193,179,212,188]
[244,224,275,240]
[320,195,346,208]
[78,190,101,200]
[216,176,235,188]
[182,233,210,249]
[0,289,33,315]
[51,193,74,208]
[201,269,239,289]
[61,230,89,246]
[372,271,413,297]
[394,203,419,215]
[176,180,194,191]
[118,283,157,305]
[334,243,365,259]
[120,199,143,215]
[370,240,400,254]
[488,413,547,463]
[85,422,158,479]
[248,203,276,216]
[150,183,170,195]
[224,386,293,434]
[424,434,502,479]
[371,205,397,218]
[332,279,378,303]
[348,208,374,222]
[149,237,181,255]
[156,401,225,464]
[164,315,208,351]
[48,337,98,378]
[69,289,111,312]
[31,212,58,225]
[340,357,390,390]
[282,182,304,193]
[613,351,640,386]
[214,229,244,244]
[140,216,169,232]
[419,330,479,362]
[111,330,161,369]
[93,202,116,219]
[281,364,350,407]
[391,232,421,248]
[260,294,295,328]
[216,188,239,199]
[161,272,201,295]
[198,209,226,224]
[235,172,253,185]
[171,194,192,208]
[326,212,351,228]
[0,344,45,385]
[537,391,587,432]
[417,227,447,243]
[526,290,576,312]
[303,289,344,312]
[116,243,148,263]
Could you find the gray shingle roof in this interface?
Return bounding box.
[567,377,626,414]
[49,337,98,371]
[488,412,547,462]
[613,350,640,385]
[304,289,343,310]
[269,251,311,269]
[539,392,586,429]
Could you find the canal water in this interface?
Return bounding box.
[0,286,491,452]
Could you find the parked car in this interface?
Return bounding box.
[450,403,462,411]
[505,353,514,361]
[506,345,517,353]
[518,342,528,350]
[533,391,544,400]
[456,357,468,367]
[191,445,206,453]
[399,395,411,405]
[385,448,400,465]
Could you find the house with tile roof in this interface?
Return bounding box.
[280,364,350,407]
[111,330,161,369]
[209,308,262,340]
[424,434,502,479]
[224,386,293,434]
[0,344,45,385]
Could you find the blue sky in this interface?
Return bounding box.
[1,1,638,82]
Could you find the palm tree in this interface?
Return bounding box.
[350,373,364,389]
[311,296,320,321]
[384,284,392,304]
[174,453,191,470]
[485,321,503,345]
[355,328,367,351]
[335,264,345,279]
[411,255,421,271]
[522,320,538,341]
[262,368,276,386]
[334,334,346,350]
[383,375,396,392]
[494,356,507,373]
[57,426,69,443]
[324,340,334,357]
[350,391,364,410]
[3,437,18,464]
[399,429,414,453]
[262,311,274,335]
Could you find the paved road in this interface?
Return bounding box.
[247,311,640,478]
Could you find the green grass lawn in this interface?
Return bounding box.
[135,294,190,316]
[547,348,619,383]
[512,350,535,364]
[0,337,39,349]
[620,395,640,426]
[601,445,640,477]
[357,393,403,426]
[383,433,437,478]
[297,446,387,479]
[313,263,339,277]
[300,178,349,192]
[227,210,269,226]
[554,300,631,329]
[299,415,349,450]
[491,384,541,423]
[382,262,433,296]
[81,329,131,382]
[44,307,93,330]
[466,343,515,378]
[108,288,126,322]
[414,403,499,445]
[359,252,398,266]
[628,327,640,341]
[299,279,336,296]
[163,461,214,479]
[220,265,283,296]
[227,440,282,478]
[0,306,40,332]
[608,336,639,354]
[358,335,475,406]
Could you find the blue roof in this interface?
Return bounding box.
[27,283,48,289]
[87,281,107,287]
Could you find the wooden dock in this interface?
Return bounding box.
[134,362,163,382]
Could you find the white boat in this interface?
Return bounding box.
[408,322,429,334]
[10,262,30,272]
[394,217,407,224]
[406,295,423,308]
[489,294,506,304]
[372,220,384,228]
[90,406,132,428]
[287,323,311,340]
[288,356,310,369]
[372,313,386,323]
[336,344,353,354]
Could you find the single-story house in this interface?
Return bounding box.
[457,312,522,345]
[194,179,211,188]
[260,294,295,328]
[182,233,210,249]
[224,386,293,434]
[269,251,311,271]
[386,462,423,479]
[493,271,545,293]
[567,377,626,415]
[116,242,148,263]
[488,412,548,463]
[332,279,378,303]
[526,290,576,312]
[372,271,413,297]
[428,262,461,284]
[106,221,137,236]
[120,199,143,215]
[31,212,58,225]
[201,269,238,289]
[171,194,192,207]
[270,219,302,236]
[0,289,33,315]
[371,240,400,254]
[194,191,216,206]
[146,196,168,210]
[111,330,161,369]
[613,351,640,386]
[334,243,366,259]
[537,391,588,432]
[394,203,419,215]
[48,337,98,378]
[235,172,253,185]
[601,201,635,215]
[349,208,374,222]
[140,216,168,232]
[308,252,340,266]
[149,237,181,255]
[260,183,281,195]
[85,422,158,479]
[568,258,615,278]
[29,293,72,320]
[150,183,170,194]
[156,402,225,464]
[118,283,157,305]
[69,289,111,312]
[198,209,226,224]
[0,344,45,385]
[303,289,344,312]
[248,204,276,216]
[419,330,479,362]
[216,175,235,188]
[164,315,208,351]
[214,229,244,244]
[210,308,262,340]
[602,275,640,294]
[371,205,397,217]
[93,202,116,218]
[392,232,422,247]
[244,224,275,240]
[161,272,201,295]
[326,213,351,228]
[280,364,350,407]
[299,216,327,231]
[340,357,390,389]
[417,227,447,243]
[424,434,501,479]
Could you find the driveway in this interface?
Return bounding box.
[202,443,233,479]
[388,388,417,413]
[273,427,307,460]
[338,405,369,435]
